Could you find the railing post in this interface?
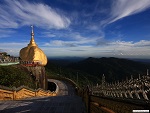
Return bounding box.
[13,87,16,100]
[35,90,37,97]
[82,89,84,101]
[85,86,90,113]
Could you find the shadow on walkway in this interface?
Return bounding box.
[0,95,86,113]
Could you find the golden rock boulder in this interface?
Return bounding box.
[20,26,47,66]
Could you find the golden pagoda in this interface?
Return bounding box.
[19,26,48,90]
[20,26,47,66]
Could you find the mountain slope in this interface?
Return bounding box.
[0,65,36,88]
[67,57,150,82]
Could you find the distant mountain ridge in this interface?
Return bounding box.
[67,57,150,82]
[47,57,84,66]
[129,58,150,64]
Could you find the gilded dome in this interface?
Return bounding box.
[20,26,47,66]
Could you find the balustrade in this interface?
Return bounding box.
[0,85,56,100]
[92,74,150,100]
[78,85,150,113]
[78,74,150,112]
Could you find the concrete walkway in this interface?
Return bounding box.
[0,96,86,113]
[0,80,86,113]
[48,79,69,96]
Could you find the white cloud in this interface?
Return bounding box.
[134,40,150,47]
[0,29,16,38]
[109,0,150,23]
[41,32,56,38]
[43,33,100,47]
[41,30,100,45]
[44,40,80,47]
[0,0,70,29]
[41,37,150,58]
[1,39,150,58]
[107,40,150,58]
[0,42,28,56]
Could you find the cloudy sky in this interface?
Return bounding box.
[0,0,150,58]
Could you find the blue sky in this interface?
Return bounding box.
[0,0,150,58]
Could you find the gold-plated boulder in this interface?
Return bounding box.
[20,26,47,66]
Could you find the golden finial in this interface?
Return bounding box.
[29,25,36,46]
[31,25,34,36]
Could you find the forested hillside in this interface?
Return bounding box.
[68,57,150,82]
[0,65,36,88]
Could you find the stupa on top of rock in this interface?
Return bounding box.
[19,26,47,89]
[20,25,47,66]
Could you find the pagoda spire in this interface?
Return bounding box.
[29,25,36,46]
[31,25,34,34]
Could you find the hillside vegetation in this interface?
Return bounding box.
[45,60,99,87]
[0,65,36,88]
[45,57,150,86]
[68,57,150,82]
[1,57,149,88]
